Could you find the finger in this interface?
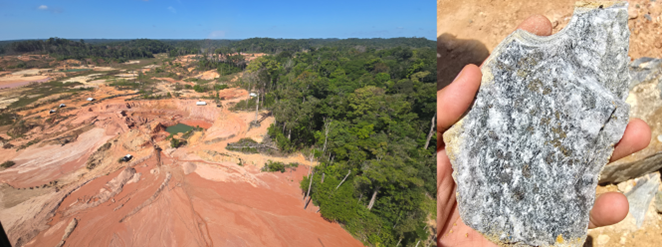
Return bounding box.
[516,14,553,36]
[437,64,482,134]
[437,150,456,223]
[610,118,651,162]
[589,192,629,228]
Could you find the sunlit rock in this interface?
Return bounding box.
[443,2,630,246]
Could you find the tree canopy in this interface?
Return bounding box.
[237,43,437,246]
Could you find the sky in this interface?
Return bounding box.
[0,0,434,41]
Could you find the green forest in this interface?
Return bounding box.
[235,42,437,246]
[1,38,169,62]
[0,37,434,59]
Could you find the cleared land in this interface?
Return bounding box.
[0,53,361,247]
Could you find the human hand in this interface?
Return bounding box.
[436,15,651,246]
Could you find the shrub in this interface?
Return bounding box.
[214,84,228,90]
[262,161,298,173]
[263,161,286,173]
[1,160,16,168]
[193,84,207,92]
[171,137,186,148]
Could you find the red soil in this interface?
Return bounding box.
[181,120,212,129]
[0,128,113,188]
[0,77,50,89]
[1,84,363,247]
[24,155,363,247]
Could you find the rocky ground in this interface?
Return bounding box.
[0,54,362,247]
[439,0,662,246]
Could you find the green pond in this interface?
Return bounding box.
[61,69,90,72]
[166,123,194,135]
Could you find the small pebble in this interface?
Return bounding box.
[644,14,653,21]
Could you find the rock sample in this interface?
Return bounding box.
[623,172,660,228]
[599,57,662,184]
[443,2,630,246]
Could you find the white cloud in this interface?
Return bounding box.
[38,5,48,10]
[167,6,176,14]
[208,31,226,38]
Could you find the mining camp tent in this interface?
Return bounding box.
[86,97,94,101]
[196,101,207,106]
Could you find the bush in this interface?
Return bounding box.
[214,84,229,90]
[263,161,286,173]
[17,138,40,150]
[0,113,18,126]
[1,160,16,168]
[261,161,299,173]
[193,84,207,92]
[226,138,259,153]
[171,137,185,148]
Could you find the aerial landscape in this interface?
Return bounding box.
[0,1,436,247]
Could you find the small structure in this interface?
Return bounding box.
[59,104,66,108]
[196,101,207,106]
[249,93,257,97]
[49,109,56,114]
[121,154,133,162]
[86,97,94,101]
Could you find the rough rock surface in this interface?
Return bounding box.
[443,2,630,246]
[599,57,662,184]
[623,173,660,228]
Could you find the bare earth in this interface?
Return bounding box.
[0,57,362,246]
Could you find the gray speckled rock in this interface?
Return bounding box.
[624,172,660,228]
[443,2,630,246]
